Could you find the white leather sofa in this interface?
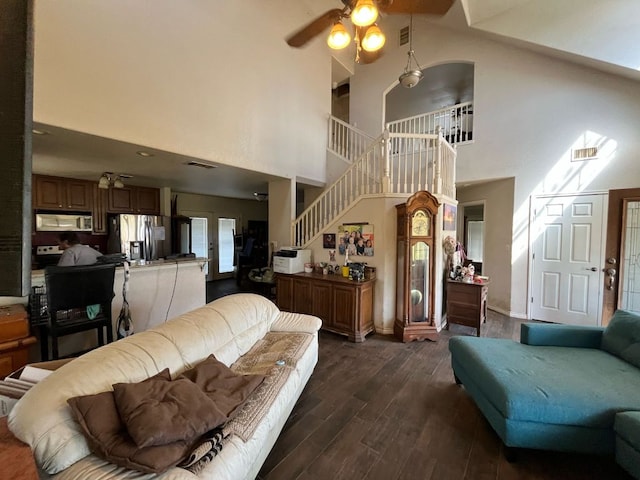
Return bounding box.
[9,293,321,479]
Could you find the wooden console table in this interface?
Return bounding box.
[446,280,490,336]
[276,272,375,342]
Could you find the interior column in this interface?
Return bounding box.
[0,0,34,296]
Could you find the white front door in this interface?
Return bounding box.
[531,194,606,326]
[181,211,214,282]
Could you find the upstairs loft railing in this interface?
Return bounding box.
[293,129,456,247]
[328,116,375,164]
[386,101,474,145]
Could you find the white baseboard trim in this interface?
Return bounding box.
[488,305,528,320]
[376,325,394,335]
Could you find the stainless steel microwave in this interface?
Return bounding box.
[35,213,93,232]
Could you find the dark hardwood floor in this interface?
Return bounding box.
[258,310,632,480]
[206,277,243,303]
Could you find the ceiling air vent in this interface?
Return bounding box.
[184,160,218,169]
[572,147,598,161]
[399,25,410,46]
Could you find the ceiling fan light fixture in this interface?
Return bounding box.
[113,176,125,189]
[327,22,351,49]
[351,0,378,27]
[98,173,111,189]
[361,24,385,52]
[253,192,268,202]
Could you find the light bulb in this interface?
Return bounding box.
[351,0,378,27]
[98,174,110,189]
[327,22,351,50]
[113,176,124,189]
[361,25,385,52]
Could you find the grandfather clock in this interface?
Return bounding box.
[395,191,440,342]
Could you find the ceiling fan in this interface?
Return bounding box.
[286,0,455,64]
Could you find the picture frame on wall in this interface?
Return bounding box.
[443,204,457,231]
[323,233,336,249]
[338,223,374,256]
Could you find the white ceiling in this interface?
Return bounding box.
[32,0,640,199]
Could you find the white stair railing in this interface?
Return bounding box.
[328,115,375,164]
[293,130,456,247]
[294,133,385,247]
[386,101,473,145]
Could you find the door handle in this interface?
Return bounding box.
[585,267,598,272]
[606,268,617,290]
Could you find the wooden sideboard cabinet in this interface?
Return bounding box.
[276,272,375,342]
[446,280,490,337]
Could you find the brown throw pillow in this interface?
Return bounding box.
[113,377,227,448]
[67,369,194,474]
[178,355,265,418]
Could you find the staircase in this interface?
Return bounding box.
[292,112,459,247]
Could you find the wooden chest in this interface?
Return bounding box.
[0,337,37,378]
[446,280,490,337]
[0,304,29,343]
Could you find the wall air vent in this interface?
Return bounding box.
[399,25,410,46]
[571,147,598,161]
[184,160,218,169]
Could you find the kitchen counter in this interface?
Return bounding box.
[30,258,207,358]
[30,257,208,277]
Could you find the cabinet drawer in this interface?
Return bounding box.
[448,303,480,325]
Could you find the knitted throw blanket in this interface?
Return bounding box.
[178,427,227,475]
[223,332,313,442]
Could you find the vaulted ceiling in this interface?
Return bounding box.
[33,1,640,200]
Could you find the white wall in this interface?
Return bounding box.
[175,192,268,231]
[34,1,330,186]
[349,18,640,318]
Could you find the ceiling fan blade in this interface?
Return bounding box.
[378,0,455,15]
[286,8,344,48]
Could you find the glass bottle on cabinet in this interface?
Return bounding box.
[395,191,440,342]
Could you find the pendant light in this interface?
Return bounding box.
[398,15,423,88]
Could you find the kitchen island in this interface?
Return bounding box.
[30,258,207,358]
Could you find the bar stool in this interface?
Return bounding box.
[41,263,116,360]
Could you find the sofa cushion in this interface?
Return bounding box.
[615,411,640,451]
[67,369,196,474]
[449,336,640,428]
[601,310,640,369]
[113,376,226,448]
[178,354,265,418]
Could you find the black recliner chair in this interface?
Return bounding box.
[41,263,116,360]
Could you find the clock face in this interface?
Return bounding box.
[412,210,430,236]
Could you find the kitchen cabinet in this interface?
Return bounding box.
[276,272,375,342]
[107,186,160,215]
[446,280,490,336]
[92,186,108,234]
[34,175,93,211]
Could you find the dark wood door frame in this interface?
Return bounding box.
[603,188,640,325]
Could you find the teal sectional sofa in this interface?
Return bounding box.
[449,310,640,479]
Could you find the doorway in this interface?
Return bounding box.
[460,202,485,274]
[530,193,606,326]
[603,188,640,324]
[217,217,238,280]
